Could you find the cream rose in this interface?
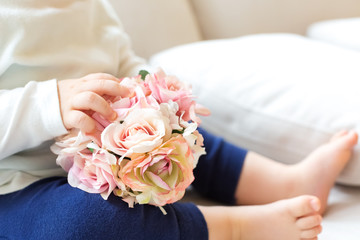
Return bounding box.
[119,135,195,206]
[101,108,172,157]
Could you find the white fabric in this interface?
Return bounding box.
[0,0,147,194]
[307,18,360,52]
[319,185,360,239]
[149,33,360,185]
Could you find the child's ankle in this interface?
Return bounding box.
[198,206,235,240]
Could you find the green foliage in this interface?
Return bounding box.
[139,70,149,80]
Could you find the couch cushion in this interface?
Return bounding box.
[191,0,360,39]
[307,18,360,52]
[108,0,202,59]
[149,33,360,185]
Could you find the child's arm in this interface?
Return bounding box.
[0,80,67,161]
[0,73,128,161]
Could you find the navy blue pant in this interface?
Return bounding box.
[0,129,247,240]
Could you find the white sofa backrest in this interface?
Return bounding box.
[109,0,360,58]
[191,0,360,39]
[109,0,202,59]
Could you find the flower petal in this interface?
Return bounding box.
[145,171,171,190]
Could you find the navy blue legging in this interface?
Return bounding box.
[0,128,247,240]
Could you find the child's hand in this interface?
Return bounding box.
[57,73,130,133]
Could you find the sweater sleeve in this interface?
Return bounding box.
[192,128,248,204]
[0,79,68,161]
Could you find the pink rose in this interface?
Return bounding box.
[119,135,195,206]
[101,108,172,157]
[91,84,160,134]
[51,129,92,172]
[111,85,159,120]
[67,148,117,200]
[146,70,196,121]
[89,77,159,145]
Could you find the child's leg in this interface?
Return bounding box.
[192,129,323,239]
[0,177,207,240]
[235,130,358,214]
[0,177,322,240]
[192,128,248,205]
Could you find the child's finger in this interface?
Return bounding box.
[66,110,96,133]
[84,73,121,82]
[71,92,117,121]
[83,79,130,98]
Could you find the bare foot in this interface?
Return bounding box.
[199,195,322,240]
[235,195,322,240]
[235,130,358,215]
[290,130,358,214]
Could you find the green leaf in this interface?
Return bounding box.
[88,148,94,153]
[172,129,184,134]
[139,70,149,80]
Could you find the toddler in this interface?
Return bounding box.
[0,1,357,239]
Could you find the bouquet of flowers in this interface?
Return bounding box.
[51,69,210,212]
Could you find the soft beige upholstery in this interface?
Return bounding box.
[191,0,360,39]
[109,0,360,58]
[108,0,202,59]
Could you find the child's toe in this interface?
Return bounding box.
[330,130,349,141]
[296,214,322,230]
[287,195,321,218]
[300,225,322,239]
[336,131,358,150]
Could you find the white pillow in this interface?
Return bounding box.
[149,34,360,186]
[307,18,360,52]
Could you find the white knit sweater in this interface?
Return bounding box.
[0,0,147,194]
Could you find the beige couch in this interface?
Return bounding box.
[109,1,360,239]
[109,0,360,58]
